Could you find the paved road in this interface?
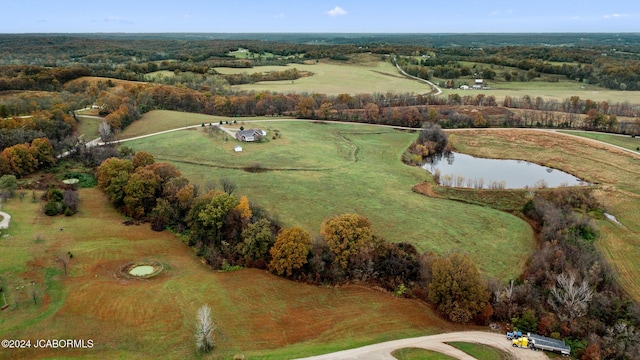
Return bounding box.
[295,331,548,360]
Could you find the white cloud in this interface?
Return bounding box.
[603,13,629,19]
[275,13,285,19]
[489,9,514,16]
[104,16,133,24]
[182,13,190,19]
[325,6,347,17]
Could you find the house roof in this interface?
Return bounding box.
[236,129,264,137]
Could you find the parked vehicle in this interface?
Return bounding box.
[527,333,571,356]
[512,336,529,348]
[506,331,523,340]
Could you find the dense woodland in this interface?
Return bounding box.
[1,34,640,359]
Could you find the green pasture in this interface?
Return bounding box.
[392,348,456,360]
[76,115,101,140]
[123,117,534,280]
[215,61,432,95]
[117,110,283,139]
[557,131,640,152]
[447,342,511,360]
[144,70,176,80]
[0,189,459,359]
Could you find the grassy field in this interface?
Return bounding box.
[123,113,534,280]
[214,56,432,95]
[0,188,465,360]
[392,348,456,360]
[446,342,512,360]
[117,110,283,139]
[558,131,640,152]
[440,86,639,105]
[448,129,640,302]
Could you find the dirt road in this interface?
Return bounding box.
[295,331,548,360]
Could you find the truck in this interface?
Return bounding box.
[506,331,523,340]
[512,336,529,348]
[527,333,571,356]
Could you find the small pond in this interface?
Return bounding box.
[422,152,587,189]
[128,265,156,276]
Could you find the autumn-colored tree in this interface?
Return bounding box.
[188,191,238,250]
[428,253,489,323]
[269,226,311,277]
[1,143,37,177]
[364,103,380,121]
[132,151,155,169]
[235,195,252,220]
[473,112,487,128]
[97,157,133,207]
[123,168,160,218]
[30,137,55,168]
[321,213,373,271]
[238,218,275,265]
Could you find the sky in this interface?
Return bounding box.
[1,0,639,33]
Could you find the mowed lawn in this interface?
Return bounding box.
[123,114,534,280]
[214,59,432,95]
[449,129,640,302]
[0,189,463,360]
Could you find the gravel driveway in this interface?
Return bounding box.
[295,331,549,360]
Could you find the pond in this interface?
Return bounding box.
[128,265,156,276]
[422,152,587,189]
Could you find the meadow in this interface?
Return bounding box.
[122,112,534,280]
[558,131,640,152]
[0,188,466,360]
[449,129,640,302]
[214,56,432,95]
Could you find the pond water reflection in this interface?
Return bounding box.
[422,152,587,189]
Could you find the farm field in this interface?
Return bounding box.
[0,188,464,360]
[123,114,534,280]
[117,110,283,139]
[439,86,639,105]
[449,129,640,302]
[214,58,432,95]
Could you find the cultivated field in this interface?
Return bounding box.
[0,189,464,360]
[122,112,534,280]
[214,57,432,95]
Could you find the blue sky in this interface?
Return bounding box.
[2,0,639,33]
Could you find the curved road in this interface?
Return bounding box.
[392,56,442,96]
[295,331,548,360]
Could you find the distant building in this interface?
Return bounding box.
[235,129,267,142]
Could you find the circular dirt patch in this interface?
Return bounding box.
[119,261,163,279]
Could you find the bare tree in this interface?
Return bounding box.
[195,305,215,352]
[98,121,112,142]
[219,177,236,195]
[58,253,70,275]
[548,272,593,321]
